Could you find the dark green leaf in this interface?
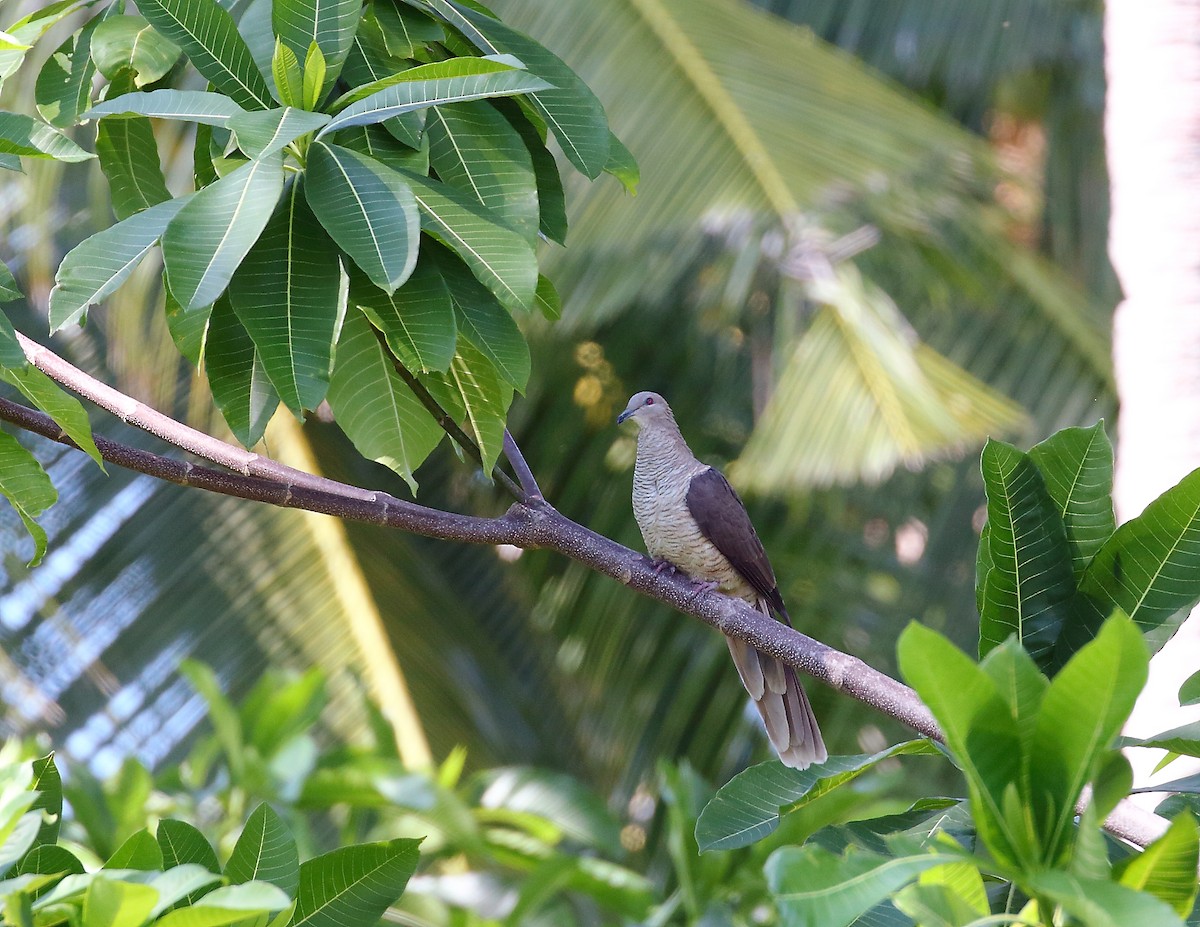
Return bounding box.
[291,839,421,927]
[164,287,210,368]
[327,307,445,492]
[373,3,443,58]
[978,439,1076,667]
[27,755,61,849]
[351,262,456,374]
[105,829,163,870]
[90,14,182,84]
[229,107,329,158]
[34,13,101,128]
[204,296,279,447]
[0,430,55,566]
[85,88,248,125]
[335,124,429,173]
[0,367,102,468]
[1114,813,1198,916]
[534,275,560,320]
[95,76,173,220]
[272,0,359,90]
[157,819,220,872]
[494,98,566,245]
[137,0,274,109]
[225,803,299,893]
[227,179,342,413]
[434,250,529,389]
[1123,721,1200,760]
[305,141,418,293]
[15,845,84,878]
[422,340,511,474]
[0,112,92,162]
[0,264,22,306]
[162,153,284,309]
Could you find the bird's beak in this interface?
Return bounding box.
[616,409,634,425]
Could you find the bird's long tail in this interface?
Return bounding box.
[725,625,827,769]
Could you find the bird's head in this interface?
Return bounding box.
[617,391,673,428]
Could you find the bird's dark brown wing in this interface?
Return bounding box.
[686,467,791,623]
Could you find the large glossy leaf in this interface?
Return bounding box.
[305,141,418,294]
[695,740,940,852]
[0,429,56,566]
[34,11,102,127]
[398,168,537,312]
[426,0,610,177]
[291,839,420,927]
[84,89,248,126]
[0,366,102,468]
[137,0,274,109]
[49,194,191,330]
[977,439,1075,666]
[0,112,93,162]
[320,57,553,135]
[90,14,182,85]
[427,100,539,242]
[327,307,445,492]
[224,803,300,897]
[227,179,343,414]
[162,154,284,309]
[350,263,456,374]
[205,296,280,447]
[495,99,567,245]
[1030,615,1147,862]
[95,75,173,220]
[229,107,330,159]
[1028,422,1116,580]
[272,0,359,90]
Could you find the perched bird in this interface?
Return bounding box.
[617,390,827,769]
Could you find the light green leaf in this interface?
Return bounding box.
[427,100,539,242]
[0,0,89,84]
[695,740,940,852]
[84,89,248,125]
[273,0,358,91]
[421,340,512,474]
[136,0,274,109]
[162,153,284,309]
[399,168,538,312]
[148,866,224,916]
[425,1,610,177]
[229,107,329,159]
[1181,670,1200,708]
[320,57,553,135]
[96,75,173,220]
[305,141,418,294]
[534,274,560,320]
[225,804,299,898]
[49,194,191,330]
[90,14,182,85]
[34,12,101,128]
[1114,813,1198,917]
[0,112,92,162]
[0,366,102,468]
[0,427,56,567]
[302,41,326,111]
[227,179,342,413]
[1030,871,1185,927]
[157,819,219,871]
[0,811,41,872]
[165,287,210,368]
[105,830,163,870]
[204,296,279,448]
[978,439,1076,667]
[327,307,444,493]
[1122,721,1200,759]
[434,250,529,389]
[603,131,638,194]
[292,838,420,927]
[351,263,456,374]
[82,877,158,927]
[271,38,303,109]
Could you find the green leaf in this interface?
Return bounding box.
[422,340,513,474]
[1181,670,1200,708]
[305,141,418,294]
[534,274,560,320]
[373,3,443,58]
[34,12,101,128]
[892,864,988,927]
[350,263,456,374]
[1123,721,1200,760]
[327,307,444,493]
[291,839,420,927]
[978,439,1076,666]
[398,168,537,312]
[426,100,539,242]
[320,57,554,135]
[157,819,219,872]
[225,804,299,898]
[155,884,292,927]
[179,660,247,777]
[273,0,358,91]
[165,286,210,368]
[0,309,24,364]
[1115,813,1199,916]
[0,429,55,566]
[90,15,182,85]
[0,0,90,84]
[425,1,610,177]
[0,263,22,306]
[271,39,303,109]
[136,0,274,109]
[335,125,429,174]
[15,844,84,877]
[500,102,566,245]
[1028,422,1116,581]
[49,195,191,330]
[227,179,342,414]
[1030,871,1185,927]
[695,740,940,852]
[302,41,327,111]
[229,107,329,159]
[765,844,961,927]
[0,810,41,872]
[148,866,225,917]
[434,250,529,389]
[204,296,279,447]
[105,830,163,870]
[603,131,639,194]
[0,367,102,468]
[95,76,173,220]
[82,876,158,927]
[162,153,284,309]
[84,89,248,126]
[1031,614,1147,863]
[1066,466,1200,656]
[0,112,92,162]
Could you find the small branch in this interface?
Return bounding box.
[503,429,542,502]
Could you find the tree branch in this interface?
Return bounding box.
[503,428,543,501]
[0,393,1170,852]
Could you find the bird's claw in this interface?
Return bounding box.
[686,578,720,605]
[646,556,679,576]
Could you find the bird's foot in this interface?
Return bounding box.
[686,579,721,605]
[646,556,679,576]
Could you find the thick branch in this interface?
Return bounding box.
[0,392,1170,852]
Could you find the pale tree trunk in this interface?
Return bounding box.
[1107,0,1200,801]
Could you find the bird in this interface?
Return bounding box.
[617,390,827,769]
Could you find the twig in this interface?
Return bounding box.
[503,429,542,502]
[0,395,1170,853]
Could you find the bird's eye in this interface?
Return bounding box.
[645,397,654,406]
